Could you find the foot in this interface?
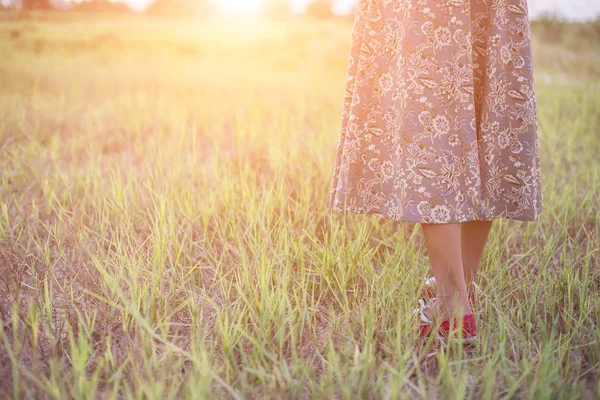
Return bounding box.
[414,297,477,343]
[421,296,472,323]
[439,311,477,344]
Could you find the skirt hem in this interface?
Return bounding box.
[328,203,541,224]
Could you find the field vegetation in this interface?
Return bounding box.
[0,11,599,399]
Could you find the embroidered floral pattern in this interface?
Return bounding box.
[329,0,543,223]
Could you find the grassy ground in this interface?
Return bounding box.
[0,11,599,399]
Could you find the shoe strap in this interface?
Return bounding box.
[417,297,437,324]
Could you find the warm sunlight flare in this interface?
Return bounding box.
[214,0,262,15]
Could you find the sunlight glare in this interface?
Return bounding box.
[214,0,262,15]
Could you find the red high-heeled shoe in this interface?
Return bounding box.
[413,297,477,344]
[420,276,476,305]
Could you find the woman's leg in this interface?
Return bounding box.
[461,220,493,295]
[420,222,472,321]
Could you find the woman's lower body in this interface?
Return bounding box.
[328,0,543,337]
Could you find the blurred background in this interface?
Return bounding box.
[1,0,600,21]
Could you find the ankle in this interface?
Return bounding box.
[435,294,472,315]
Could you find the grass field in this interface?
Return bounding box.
[0,11,599,399]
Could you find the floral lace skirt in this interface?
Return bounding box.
[328,0,543,224]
